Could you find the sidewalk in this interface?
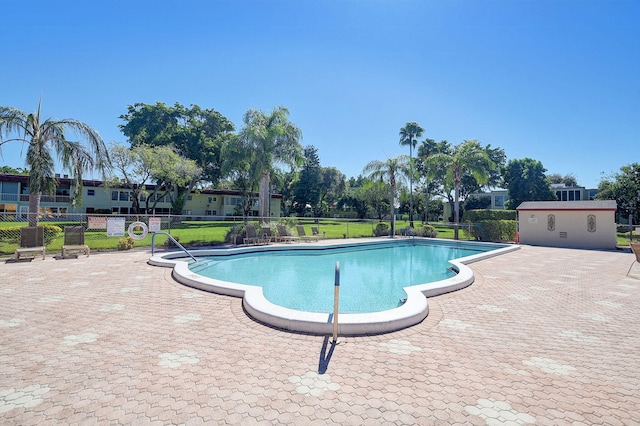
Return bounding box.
[1,244,639,424]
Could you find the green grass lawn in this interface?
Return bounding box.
[3,218,632,257]
[0,219,451,256]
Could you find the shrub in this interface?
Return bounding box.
[465,220,517,242]
[417,224,438,238]
[117,236,135,250]
[225,224,245,244]
[374,222,390,236]
[163,235,180,248]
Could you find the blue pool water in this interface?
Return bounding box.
[189,240,494,314]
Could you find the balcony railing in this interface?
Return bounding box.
[0,193,70,203]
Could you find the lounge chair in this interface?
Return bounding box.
[243,224,266,245]
[261,226,277,243]
[14,226,46,261]
[627,243,640,276]
[276,225,298,243]
[62,226,90,257]
[311,226,322,238]
[296,225,319,242]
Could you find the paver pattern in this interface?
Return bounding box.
[1,244,639,424]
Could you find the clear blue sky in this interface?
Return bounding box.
[2,0,638,189]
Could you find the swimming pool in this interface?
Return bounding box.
[189,241,488,314]
[149,238,519,335]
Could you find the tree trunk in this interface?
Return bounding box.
[390,184,396,237]
[259,171,270,223]
[409,145,414,228]
[454,186,460,240]
[28,192,41,227]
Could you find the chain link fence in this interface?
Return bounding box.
[0,213,390,257]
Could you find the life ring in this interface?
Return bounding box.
[128,221,149,240]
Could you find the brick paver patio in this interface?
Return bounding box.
[1,244,639,425]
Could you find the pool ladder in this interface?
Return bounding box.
[150,232,198,262]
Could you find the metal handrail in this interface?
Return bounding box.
[150,231,197,262]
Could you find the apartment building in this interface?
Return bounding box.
[0,173,282,219]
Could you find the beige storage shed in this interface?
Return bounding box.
[516,200,617,249]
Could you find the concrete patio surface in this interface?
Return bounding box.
[1,243,639,425]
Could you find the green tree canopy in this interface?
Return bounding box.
[293,145,322,216]
[0,165,28,174]
[502,158,556,209]
[119,102,235,186]
[547,173,579,187]
[318,166,347,217]
[0,99,110,225]
[363,155,409,236]
[109,143,202,214]
[237,106,303,219]
[426,140,495,239]
[399,121,425,227]
[596,163,640,223]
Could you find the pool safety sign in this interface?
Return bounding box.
[148,217,161,232]
[106,217,126,237]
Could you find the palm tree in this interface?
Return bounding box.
[363,155,409,237]
[426,140,494,239]
[399,122,424,228]
[238,106,302,221]
[0,99,110,226]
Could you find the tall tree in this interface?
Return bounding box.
[318,166,347,217]
[119,102,235,187]
[417,138,449,223]
[0,100,110,225]
[363,155,409,237]
[293,145,322,216]
[109,143,202,214]
[238,106,303,220]
[596,163,640,224]
[427,140,495,239]
[220,134,260,220]
[502,158,557,209]
[399,122,424,228]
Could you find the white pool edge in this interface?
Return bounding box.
[149,238,520,335]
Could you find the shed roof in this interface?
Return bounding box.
[516,200,617,211]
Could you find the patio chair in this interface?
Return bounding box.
[311,226,322,238]
[62,226,90,257]
[276,224,298,243]
[243,224,266,245]
[627,243,640,276]
[14,226,46,261]
[296,225,319,242]
[261,226,277,243]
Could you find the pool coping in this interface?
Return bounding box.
[149,238,520,336]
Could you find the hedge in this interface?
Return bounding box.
[465,219,517,242]
[464,209,517,221]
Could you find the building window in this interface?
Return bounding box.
[494,196,506,208]
[119,191,129,201]
[111,191,118,201]
[587,215,596,233]
[87,189,95,196]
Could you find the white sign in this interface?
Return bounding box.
[107,217,126,237]
[149,217,162,232]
